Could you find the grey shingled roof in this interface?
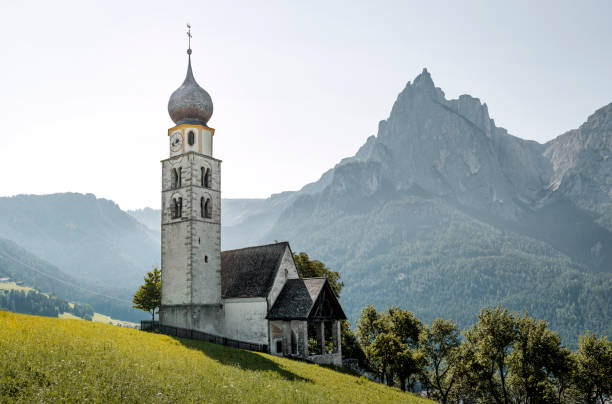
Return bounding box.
[221,242,289,298]
[266,278,328,320]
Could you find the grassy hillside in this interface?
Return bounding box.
[0,311,430,404]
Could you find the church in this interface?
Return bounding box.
[158,37,346,366]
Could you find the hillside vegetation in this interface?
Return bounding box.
[0,236,145,322]
[0,311,431,404]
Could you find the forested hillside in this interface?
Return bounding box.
[0,193,159,290]
[0,237,144,322]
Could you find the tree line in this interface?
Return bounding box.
[0,289,94,321]
[353,304,611,404]
[291,252,611,403]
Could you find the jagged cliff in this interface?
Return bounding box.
[218,69,612,343]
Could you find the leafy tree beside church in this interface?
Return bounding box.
[133,267,161,322]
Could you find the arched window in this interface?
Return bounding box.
[172,198,179,219]
[204,198,212,219]
[203,168,210,188]
[200,197,205,218]
[188,131,195,146]
[171,167,182,189]
[171,168,178,189]
[178,197,183,217]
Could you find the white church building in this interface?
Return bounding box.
[158,38,346,366]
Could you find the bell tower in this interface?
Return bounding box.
[160,26,222,329]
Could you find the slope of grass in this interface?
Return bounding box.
[0,311,430,403]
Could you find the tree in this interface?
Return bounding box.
[393,347,424,392]
[573,332,612,404]
[293,252,343,296]
[369,332,404,386]
[464,306,517,404]
[357,305,424,389]
[507,313,571,404]
[419,318,461,404]
[133,267,161,322]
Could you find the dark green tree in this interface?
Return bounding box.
[369,332,404,387]
[572,332,612,404]
[133,267,161,322]
[293,252,344,296]
[463,306,517,404]
[356,305,424,389]
[507,313,571,403]
[419,318,461,404]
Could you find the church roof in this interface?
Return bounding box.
[221,242,289,298]
[266,278,347,321]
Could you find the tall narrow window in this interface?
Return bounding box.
[177,167,182,188]
[171,168,178,189]
[204,168,210,188]
[178,197,183,218]
[188,131,195,146]
[200,197,205,218]
[204,198,212,219]
[172,198,179,219]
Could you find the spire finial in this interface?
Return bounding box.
[186,23,192,55]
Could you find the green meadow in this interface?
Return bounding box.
[0,311,431,403]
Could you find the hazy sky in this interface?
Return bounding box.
[1,1,611,210]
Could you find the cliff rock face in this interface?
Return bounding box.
[544,104,612,227]
[346,68,551,220]
[218,69,612,342]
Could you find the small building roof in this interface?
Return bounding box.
[266,278,347,321]
[221,241,289,298]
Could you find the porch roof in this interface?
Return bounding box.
[266,278,347,321]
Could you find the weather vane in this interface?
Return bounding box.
[187,23,192,55]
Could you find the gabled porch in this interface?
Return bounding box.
[266,277,347,366]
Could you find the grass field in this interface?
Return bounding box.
[0,282,34,293]
[0,311,432,403]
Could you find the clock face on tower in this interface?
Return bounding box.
[170,132,183,152]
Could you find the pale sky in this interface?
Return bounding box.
[1,1,611,210]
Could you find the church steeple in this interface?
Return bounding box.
[160,26,222,321]
[167,25,213,127]
[166,25,216,158]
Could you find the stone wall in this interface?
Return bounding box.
[224,298,269,345]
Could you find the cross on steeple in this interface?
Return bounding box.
[187,23,192,55]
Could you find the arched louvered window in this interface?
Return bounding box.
[188,131,195,146]
[172,198,179,219]
[171,167,182,189]
[201,167,210,188]
[171,168,178,189]
[204,198,212,219]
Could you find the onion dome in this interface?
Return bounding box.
[168,53,213,126]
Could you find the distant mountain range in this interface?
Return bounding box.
[0,194,158,321]
[216,69,612,343]
[2,69,610,342]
